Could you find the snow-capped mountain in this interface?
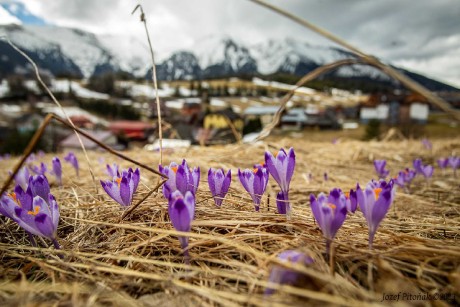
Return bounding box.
[193,35,257,78]
[155,51,201,81]
[0,23,457,91]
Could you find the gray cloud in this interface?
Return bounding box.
[18,0,460,86]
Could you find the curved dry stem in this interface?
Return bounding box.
[249,0,460,122]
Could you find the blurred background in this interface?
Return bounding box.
[0,0,459,154]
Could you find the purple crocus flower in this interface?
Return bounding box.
[238,165,269,211]
[404,168,417,184]
[310,188,347,256]
[64,152,79,177]
[208,168,231,207]
[265,250,314,295]
[265,148,295,215]
[168,190,195,264]
[413,159,433,179]
[52,157,62,186]
[437,158,449,172]
[448,156,459,176]
[0,176,60,248]
[159,160,200,199]
[264,148,295,193]
[106,163,120,178]
[394,171,406,188]
[100,168,140,207]
[30,162,47,176]
[356,179,395,248]
[421,138,432,150]
[373,160,389,179]
[9,167,30,191]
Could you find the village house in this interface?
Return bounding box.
[359,92,430,124]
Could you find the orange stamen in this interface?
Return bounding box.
[9,192,20,206]
[345,192,350,199]
[373,188,382,199]
[274,151,278,158]
[171,166,178,173]
[27,206,40,216]
[253,168,258,174]
[116,177,122,187]
[328,203,336,210]
[260,162,265,167]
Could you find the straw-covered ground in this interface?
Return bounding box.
[0,137,459,306]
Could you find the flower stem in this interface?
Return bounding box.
[325,239,332,261]
[368,231,374,250]
[52,239,61,249]
[52,239,63,259]
[27,232,36,247]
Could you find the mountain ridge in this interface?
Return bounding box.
[0,24,458,92]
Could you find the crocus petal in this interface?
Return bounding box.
[370,188,393,234]
[101,180,123,205]
[184,191,195,220]
[285,148,296,190]
[52,157,62,185]
[29,175,51,201]
[14,207,42,236]
[0,195,19,220]
[34,212,55,239]
[175,166,188,195]
[169,194,192,232]
[48,194,60,228]
[265,151,282,187]
[119,176,131,206]
[132,168,140,192]
[15,185,33,211]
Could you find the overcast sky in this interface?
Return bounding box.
[7,0,460,87]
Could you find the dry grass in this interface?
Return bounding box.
[0,137,459,306]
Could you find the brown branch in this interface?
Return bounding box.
[256,59,360,141]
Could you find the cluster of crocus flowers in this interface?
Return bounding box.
[394,168,416,192]
[373,160,390,179]
[207,168,231,207]
[0,175,60,248]
[64,152,79,177]
[356,179,395,248]
[52,157,62,186]
[168,190,195,264]
[413,159,434,179]
[265,148,295,216]
[238,164,269,211]
[159,160,200,199]
[310,188,348,257]
[100,168,140,207]
[265,250,314,295]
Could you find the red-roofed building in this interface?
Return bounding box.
[109,121,154,140]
